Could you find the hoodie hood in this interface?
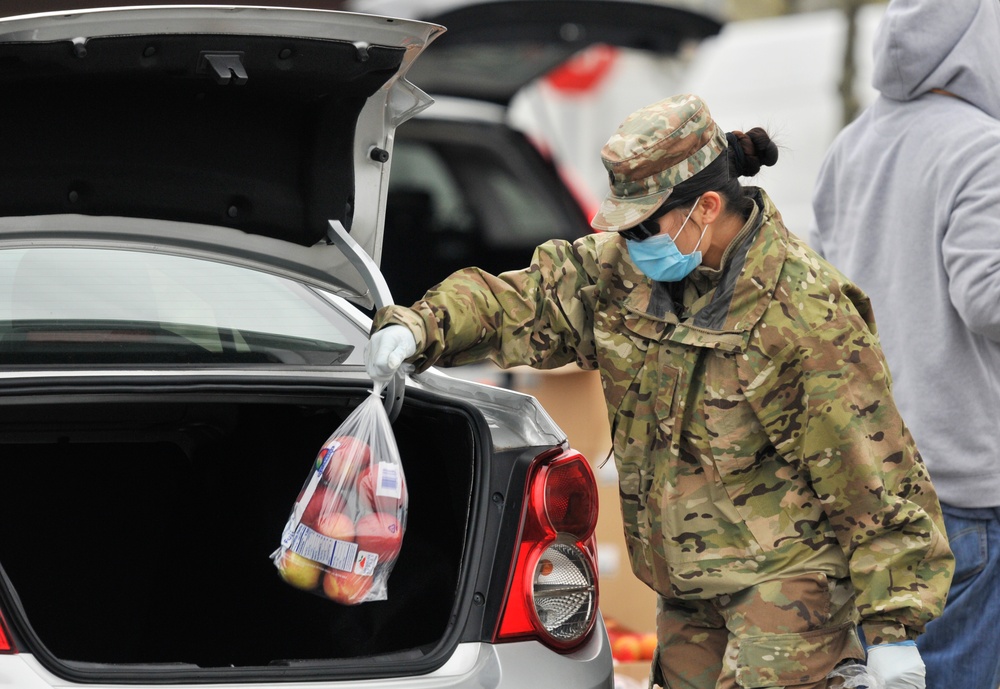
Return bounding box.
[872,0,1000,119]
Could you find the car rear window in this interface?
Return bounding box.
[0,247,363,367]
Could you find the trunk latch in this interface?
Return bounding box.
[198,52,248,85]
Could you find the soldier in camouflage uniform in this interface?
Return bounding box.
[367,94,953,689]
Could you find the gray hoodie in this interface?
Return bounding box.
[811,0,1000,508]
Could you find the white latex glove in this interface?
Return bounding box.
[365,325,417,382]
[867,642,925,689]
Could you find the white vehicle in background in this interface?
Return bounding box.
[679,4,886,236]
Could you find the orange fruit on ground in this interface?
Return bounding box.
[611,634,641,662]
[639,632,657,660]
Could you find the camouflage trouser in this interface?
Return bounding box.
[651,573,866,689]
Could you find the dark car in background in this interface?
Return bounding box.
[0,5,610,688]
[375,0,723,306]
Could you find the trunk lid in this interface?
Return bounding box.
[0,5,443,308]
[402,0,723,105]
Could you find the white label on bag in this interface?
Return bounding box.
[288,524,358,573]
[355,550,379,576]
[328,538,358,573]
[376,462,401,499]
[315,439,342,477]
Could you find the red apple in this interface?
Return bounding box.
[358,463,407,516]
[355,512,403,563]
[321,569,373,605]
[315,510,355,542]
[276,551,321,591]
[298,484,346,528]
[319,435,371,488]
[299,488,323,526]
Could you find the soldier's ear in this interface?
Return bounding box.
[699,191,724,225]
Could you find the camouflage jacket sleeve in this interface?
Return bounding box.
[370,236,601,373]
[741,312,954,645]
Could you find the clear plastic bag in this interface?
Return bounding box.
[828,661,885,689]
[272,382,407,605]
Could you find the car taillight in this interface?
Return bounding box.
[495,448,599,651]
[0,609,15,654]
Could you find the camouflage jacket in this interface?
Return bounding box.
[372,190,953,645]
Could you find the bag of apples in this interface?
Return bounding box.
[272,382,407,605]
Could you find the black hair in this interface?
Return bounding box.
[658,127,778,219]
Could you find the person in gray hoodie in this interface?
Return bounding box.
[811,0,1000,688]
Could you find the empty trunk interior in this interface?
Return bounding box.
[0,388,476,668]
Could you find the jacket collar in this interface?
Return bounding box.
[621,188,786,349]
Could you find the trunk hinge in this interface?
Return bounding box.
[326,220,404,421]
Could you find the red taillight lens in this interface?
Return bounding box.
[495,449,599,651]
[0,610,16,654]
[543,459,598,539]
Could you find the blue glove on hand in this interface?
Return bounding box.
[866,641,925,689]
[365,325,417,382]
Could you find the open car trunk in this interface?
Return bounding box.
[0,382,483,679]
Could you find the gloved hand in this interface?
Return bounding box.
[365,325,417,382]
[866,641,925,689]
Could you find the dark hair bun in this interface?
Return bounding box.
[727,128,778,177]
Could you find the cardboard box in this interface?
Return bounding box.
[615,660,654,686]
[595,479,658,635]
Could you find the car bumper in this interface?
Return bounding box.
[434,616,615,689]
[0,618,614,688]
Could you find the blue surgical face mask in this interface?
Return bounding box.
[625,198,709,282]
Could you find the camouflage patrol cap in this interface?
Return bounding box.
[591,93,728,232]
